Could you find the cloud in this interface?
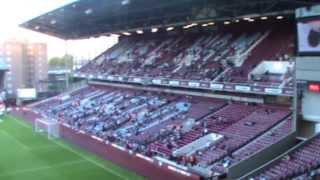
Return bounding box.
[0,0,117,59]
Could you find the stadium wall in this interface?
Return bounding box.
[240,134,319,179]
[228,132,298,179]
[11,109,201,180]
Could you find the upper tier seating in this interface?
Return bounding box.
[219,25,295,88]
[78,23,295,89]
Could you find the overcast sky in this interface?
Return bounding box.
[0,0,118,60]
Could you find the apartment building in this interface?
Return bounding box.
[0,40,48,97]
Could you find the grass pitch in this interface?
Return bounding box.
[0,115,143,180]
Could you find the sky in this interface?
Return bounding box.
[0,0,118,60]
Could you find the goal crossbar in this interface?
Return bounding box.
[34,118,60,139]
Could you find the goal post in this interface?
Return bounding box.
[34,118,60,139]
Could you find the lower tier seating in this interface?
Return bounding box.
[31,85,292,177]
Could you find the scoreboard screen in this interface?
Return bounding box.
[297,20,320,55]
[17,88,37,100]
[296,5,320,56]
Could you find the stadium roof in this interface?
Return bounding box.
[21,0,319,39]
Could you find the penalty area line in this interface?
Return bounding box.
[0,160,86,177]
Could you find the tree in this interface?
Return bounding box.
[49,54,74,69]
[48,57,61,67]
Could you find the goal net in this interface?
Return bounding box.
[34,118,60,139]
[0,102,5,116]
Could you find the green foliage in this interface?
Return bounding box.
[49,54,74,69]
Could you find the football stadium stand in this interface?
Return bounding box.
[74,22,295,96]
[15,0,320,180]
[13,84,291,179]
[246,134,320,179]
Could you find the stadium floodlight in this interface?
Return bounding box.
[190,23,198,27]
[261,16,268,20]
[202,23,208,27]
[183,25,190,29]
[234,19,240,23]
[224,21,231,25]
[207,22,215,26]
[122,32,131,36]
[85,8,93,15]
[121,0,130,5]
[243,17,255,22]
[136,30,144,34]
[276,16,284,20]
[166,27,174,31]
[50,20,56,25]
[151,28,158,33]
[183,23,198,29]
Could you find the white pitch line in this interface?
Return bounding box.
[10,117,31,128]
[32,145,58,150]
[53,140,130,180]
[11,117,129,180]
[0,160,86,177]
[0,131,30,150]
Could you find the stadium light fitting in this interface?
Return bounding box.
[122,32,131,36]
[151,28,158,33]
[202,24,208,27]
[183,25,190,29]
[136,30,144,34]
[234,19,240,23]
[244,17,254,22]
[121,0,130,5]
[166,27,174,31]
[276,16,284,20]
[183,23,198,29]
[224,21,231,25]
[50,20,56,25]
[85,8,93,15]
[261,16,268,20]
[207,22,215,26]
